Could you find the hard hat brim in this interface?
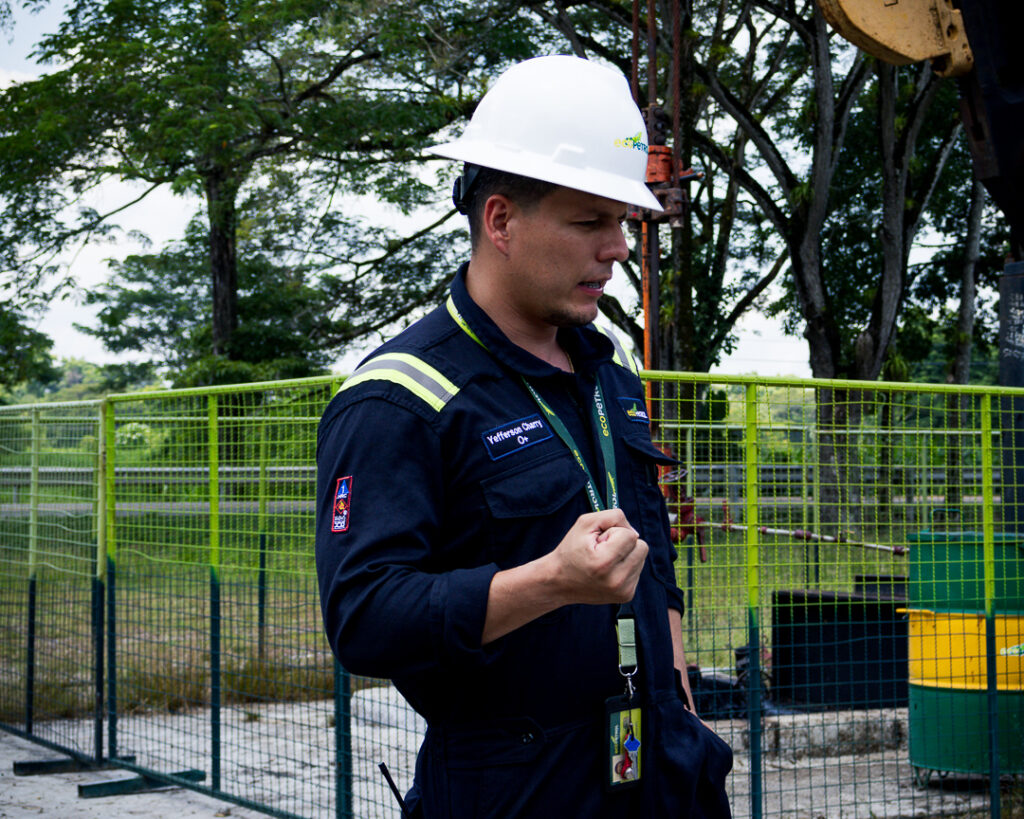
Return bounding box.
[429,141,665,213]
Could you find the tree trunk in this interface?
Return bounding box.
[206,168,239,357]
[945,177,985,509]
[856,61,906,382]
[952,177,985,385]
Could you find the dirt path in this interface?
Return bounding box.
[0,732,261,819]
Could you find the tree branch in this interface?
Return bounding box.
[692,130,790,239]
[293,45,382,106]
[719,249,787,336]
[694,61,799,197]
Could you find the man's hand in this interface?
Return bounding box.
[481,508,647,645]
[549,508,648,605]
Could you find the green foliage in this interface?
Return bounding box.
[0,303,58,398]
[0,0,544,374]
[1,0,992,388]
[77,207,466,386]
[9,357,160,403]
[891,305,999,385]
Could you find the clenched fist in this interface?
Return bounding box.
[550,508,648,605]
[481,507,648,644]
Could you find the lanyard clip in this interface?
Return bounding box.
[616,612,638,700]
[622,669,637,701]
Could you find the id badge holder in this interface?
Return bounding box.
[606,609,641,790]
[604,691,642,791]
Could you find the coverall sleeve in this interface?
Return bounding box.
[649,496,687,615]
[315,394,500,678]
[623,422,687,616]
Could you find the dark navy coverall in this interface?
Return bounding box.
[316,265,732,818]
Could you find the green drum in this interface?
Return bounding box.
[907,530,1024,614]
[906,528,1024,778]
[908,683,1024,775]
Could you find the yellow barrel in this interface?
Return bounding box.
[902,609,1024,690]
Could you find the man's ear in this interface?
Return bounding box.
[482,194,515,258]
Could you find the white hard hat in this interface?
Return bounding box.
[429,55,663,212]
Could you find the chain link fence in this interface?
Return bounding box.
[1,373,1022,817]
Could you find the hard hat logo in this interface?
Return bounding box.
[614,132,648,154]
[428,55,663,212]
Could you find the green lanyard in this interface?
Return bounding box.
[447,295,617,510]
[521,378,617,512]
[528,378,638,689]
[448,295,637,687]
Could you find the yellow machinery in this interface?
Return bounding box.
[815,0,1024,254]
[818,0,974,76]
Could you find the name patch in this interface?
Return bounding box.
[618,397,650,424]
[332,476,353,532]
[481,414,553,460]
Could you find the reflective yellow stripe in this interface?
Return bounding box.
[338,353,459,412]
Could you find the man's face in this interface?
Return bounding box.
[500,186,630,330]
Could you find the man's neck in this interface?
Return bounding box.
[465,259,569,370]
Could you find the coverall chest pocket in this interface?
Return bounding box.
[479,450,587,568]
[621,434,677,486]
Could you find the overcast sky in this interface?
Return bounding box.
[2,3,811,377]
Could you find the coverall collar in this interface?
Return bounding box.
[449,263,616,379]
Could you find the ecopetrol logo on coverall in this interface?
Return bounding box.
[619,398,650,424]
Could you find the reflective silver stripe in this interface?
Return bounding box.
[595,324,639,374]
[338,353,459,412]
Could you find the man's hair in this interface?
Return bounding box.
[463,166,559,249]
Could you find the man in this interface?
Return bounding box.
[316,55,732,817]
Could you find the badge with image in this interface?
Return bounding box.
[605,697,642,790]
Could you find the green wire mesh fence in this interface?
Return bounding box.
[0,401,104,762]
[650,374,1023,819]
[1,372,1022,818]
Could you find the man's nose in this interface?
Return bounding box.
[601,223,630,263]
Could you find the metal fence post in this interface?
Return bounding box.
[328,376,353,818]
[257,418,268,663]
[918,438,928,526]
[744,384,763,819]
[208,394,222,792]
[980,395,1001,819]
[103,399,118,760]
[334,659,352,819]
[810,427,821,585]
[685,425,695,634]
[25,407,40,735]
[802,427,811,585]
[93,403,106,762]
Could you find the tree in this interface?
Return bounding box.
[690,2,867,380]
[78,205,467,386]
[900,141,1006,387]
[0,0,547,380]
[0,302,59,399]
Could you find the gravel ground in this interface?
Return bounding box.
[0,693,1003,819]
[0,731,264,818]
